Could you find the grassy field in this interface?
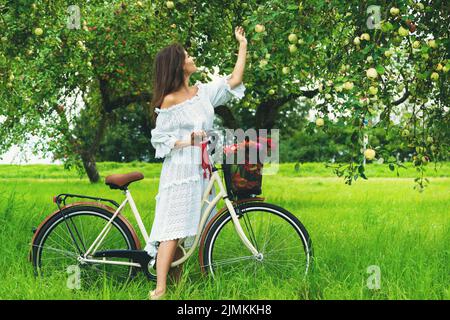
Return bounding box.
[0,162,449,300]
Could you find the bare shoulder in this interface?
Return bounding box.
[160,94,177,109]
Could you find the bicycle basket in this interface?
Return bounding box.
[222,136,273,200]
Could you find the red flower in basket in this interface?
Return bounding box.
[232,172,248,188]
[243,163,260,175]
[231,171,242,181]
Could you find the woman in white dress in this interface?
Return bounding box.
[146,26,248,299]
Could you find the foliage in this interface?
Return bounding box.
[0,0,449,191]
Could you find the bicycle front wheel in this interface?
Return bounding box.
[202,202,313,283]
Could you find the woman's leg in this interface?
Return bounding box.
[154,239,179,294]
[168,246,184,283]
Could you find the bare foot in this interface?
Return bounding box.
[149,288,166,300]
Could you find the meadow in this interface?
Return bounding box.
[0,162,448,300]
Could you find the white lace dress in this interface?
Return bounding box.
[144,73,246,257]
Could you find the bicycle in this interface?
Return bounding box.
[29,138,313,285]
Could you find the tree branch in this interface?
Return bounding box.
[98,78,152,112]
[214,105,238,128]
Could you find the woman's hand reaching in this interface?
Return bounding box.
[234,26,247,45]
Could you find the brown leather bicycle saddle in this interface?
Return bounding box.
[105,172,144,190]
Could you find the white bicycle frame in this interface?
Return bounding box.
[79,151,259,268]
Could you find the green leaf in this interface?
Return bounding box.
[358,165,365,174]
[376,65,385,75]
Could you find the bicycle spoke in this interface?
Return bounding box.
[202,255,255,269]
[264,236,292,256]
[34,210,135,284]
[32,244,78,258]
[265,245,304,255]
[50,227,79,254]
[206,205,311,283]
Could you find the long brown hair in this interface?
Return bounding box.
[150,42,187,126]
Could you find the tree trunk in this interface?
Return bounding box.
[74,106,109,183]
[81,152,100,183]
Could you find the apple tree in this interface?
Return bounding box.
[1,0,448,191]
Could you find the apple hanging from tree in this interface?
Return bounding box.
[402,129,410,137]
[427,39,437,49]
[255,24,265,33]
[166,1,174,9]
[34,27,43,36]
[288,33,298,43]
[406,20,417,32]
[364,149,376,160]
[390,7,400,16]
[343,81,354,90]
[384,49,393,57]
[368,86,378,95]
[315,118,324,127]
[430,72,439,81]
[366,68,378,79]
[360,33,370,41]
[289,44,297,53]
[398,26,409,37]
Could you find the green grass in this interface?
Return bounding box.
[0,162,449,300]
[0,161,448,179]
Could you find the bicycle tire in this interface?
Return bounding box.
[202,201,313,280]
[31,205,140,285]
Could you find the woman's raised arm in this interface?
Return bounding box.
[228,26,247,89]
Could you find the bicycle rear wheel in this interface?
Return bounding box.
[31,205,139,286]
[202,202,313,283]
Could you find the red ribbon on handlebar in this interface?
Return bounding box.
[201,141,212,180]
